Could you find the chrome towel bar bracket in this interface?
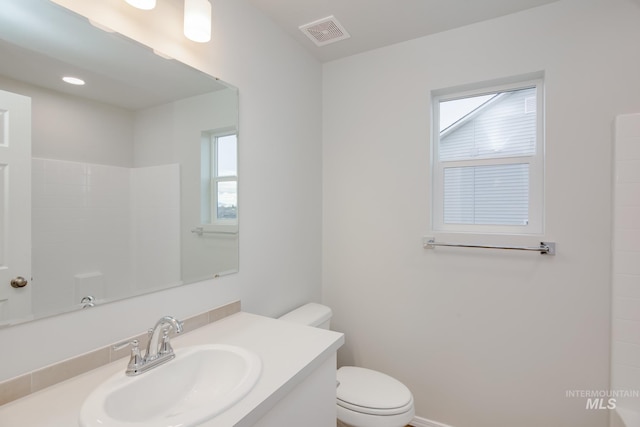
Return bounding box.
[191,227,208,236]
[423,238,556,255]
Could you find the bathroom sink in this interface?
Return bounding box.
[79,344,262,427]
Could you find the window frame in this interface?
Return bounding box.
[211,131,238,224]
[201,128,238,234]
[431,77,545,235]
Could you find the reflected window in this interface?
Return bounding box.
[201,130,237,226]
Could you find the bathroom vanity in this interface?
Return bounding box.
[0,312,344,427]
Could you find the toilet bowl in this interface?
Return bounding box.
[278,303,415,427]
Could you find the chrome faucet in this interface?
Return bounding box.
[114,315,184,376]
[146,316,184,361]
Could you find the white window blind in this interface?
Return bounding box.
[443,164,529,225]
[432,77,544,234]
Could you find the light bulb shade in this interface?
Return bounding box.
[125,0,156,10]
[184,0,211,43]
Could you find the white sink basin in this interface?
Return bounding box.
[79,344,262,427]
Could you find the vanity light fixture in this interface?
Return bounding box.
[183,0,211,43]
[125,0,156,10]
[124,0,211,43]
[62,76,85,86]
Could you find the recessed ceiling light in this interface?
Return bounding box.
[62,76,86,86]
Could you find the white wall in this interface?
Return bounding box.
[0,0,322,381]
[322,1,640,426]
[612,113,640,413]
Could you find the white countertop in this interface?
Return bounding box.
[0,312,344,427]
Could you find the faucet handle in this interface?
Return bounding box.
[158,327,175,356]
[113,339,144,373]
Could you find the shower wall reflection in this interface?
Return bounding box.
[32,160,181,315]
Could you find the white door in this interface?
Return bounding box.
[0,89,31,322]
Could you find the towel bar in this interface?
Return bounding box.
[423,238,556,255]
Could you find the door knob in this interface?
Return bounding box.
[10,276,28,288]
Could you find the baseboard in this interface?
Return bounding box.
[410,415,454,427]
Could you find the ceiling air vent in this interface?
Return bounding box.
[299,16,351,47]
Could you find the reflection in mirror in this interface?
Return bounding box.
[0,0,238,326]
[200,129,238,231]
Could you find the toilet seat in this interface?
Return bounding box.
[337,404,415,427]
[336,366,414,416]
[337,395,414,416]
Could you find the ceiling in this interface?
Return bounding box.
[247,0,563,63]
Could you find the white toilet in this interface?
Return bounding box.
[279,303,415,427]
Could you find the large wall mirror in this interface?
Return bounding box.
[0,0,238,326]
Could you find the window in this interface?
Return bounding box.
[432,77,544,234]
[201,129,237,231]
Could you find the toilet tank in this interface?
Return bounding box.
[278,303,332,329]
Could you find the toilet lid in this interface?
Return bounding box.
[336,367,414,416]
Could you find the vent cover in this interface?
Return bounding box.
[299,16,351,47]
